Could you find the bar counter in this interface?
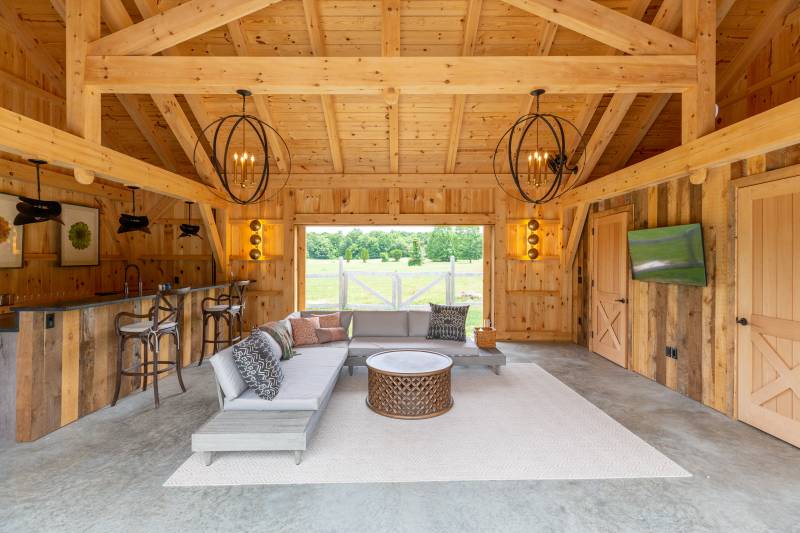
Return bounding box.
[4,283,229,442]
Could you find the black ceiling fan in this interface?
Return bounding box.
[14,159,63,226]
[178,201,200,239]
[117,186,150,234]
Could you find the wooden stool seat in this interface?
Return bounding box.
[198,280,251,367]
[119,320,177,333]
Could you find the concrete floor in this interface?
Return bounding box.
[2,342,799,533]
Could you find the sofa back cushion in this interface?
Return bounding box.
[408,310,431,337]
[352,310,409,337]
[301,310,354,331]
[209,345,248,400]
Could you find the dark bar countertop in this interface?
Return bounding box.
[11,283,230,313]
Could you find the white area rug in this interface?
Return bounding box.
[165,364,690,486]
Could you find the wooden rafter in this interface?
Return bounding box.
[84,55,698,95]
[226,19,291,172]
[65,0,100,186]
[570,0,682,187]
[499,0,694,56]
[445,0,483,173]
[0,0,65,94]
[115,95,179,172]
[300,0,342,173]
[0,106,225,207]
[681,0,716,167]
[716,0,798,98]
[560,96,800,206]
[382,0,401,173]
[88,0,284,57]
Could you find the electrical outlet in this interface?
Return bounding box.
[45,313,55,329]
[665,346,678,359]
[672,347,679,359]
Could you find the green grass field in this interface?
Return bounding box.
[305,258,485,329]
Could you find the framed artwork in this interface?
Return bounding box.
[0,193,23,268]
[60,203,99,267]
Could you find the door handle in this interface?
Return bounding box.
[736,317,748,326]
[615,298,627,304]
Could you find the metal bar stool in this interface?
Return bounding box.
[111,287,191,408]
[198,280,251,366]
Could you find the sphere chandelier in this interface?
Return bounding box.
[194,89,291,205]
[493,89,587,204]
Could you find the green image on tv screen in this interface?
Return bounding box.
[627,223,707,287]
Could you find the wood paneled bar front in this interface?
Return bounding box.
[9,284,226,442]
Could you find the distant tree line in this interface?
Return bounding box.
[306,227,482,263]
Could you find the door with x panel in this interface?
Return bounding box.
[591,211,629,367]
[737,176,800,448]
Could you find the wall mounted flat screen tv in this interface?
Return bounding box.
[627,223,707,287]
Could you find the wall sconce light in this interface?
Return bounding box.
[527,219,540,260]
[249,219,262,260]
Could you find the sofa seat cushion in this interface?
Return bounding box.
[287,344,348,367]
[225,355,342,411]
[348,336,479,358]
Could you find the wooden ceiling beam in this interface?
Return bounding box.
[382,0,401,173]
[560,96,800,206]
[227,19,291,172]
[85,55,697,95]
[499,0,694,55]
[0,157,129,201]
[716,0,798,98]
[300,0,342,173]
[87,0,285,57]
[445,0,483,174]
[280,173,499,189]
[570,0,682,187]
[65,0,100,186]
[0,106,225,207]
[716,0,737,26]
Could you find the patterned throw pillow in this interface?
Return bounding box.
[232,329,283,400]
[426,303,469,342]
[259,321,297,360]
[289,316,321,346]
[316,312,341,328]
[315,327,348,343]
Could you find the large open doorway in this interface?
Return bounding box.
[302,226,485,329]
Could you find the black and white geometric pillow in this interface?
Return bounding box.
[426,303,469,342]
[232,329,284,400]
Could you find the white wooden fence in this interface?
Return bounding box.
[306,256,482,310]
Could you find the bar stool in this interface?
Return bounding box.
[111,287,191,408]
[198,280,251,366]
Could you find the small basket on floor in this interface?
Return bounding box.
[474,327,496,349]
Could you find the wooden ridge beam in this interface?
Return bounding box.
[0,106,225,207]
[560,96,800,205]
[499,0,694,56]
[716,0,798,98]
[85,55,698,95]
[445,0,484,173]
[300,0,342,173]
[87,0,284,57]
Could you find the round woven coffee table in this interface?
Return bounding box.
[366,350,453,419]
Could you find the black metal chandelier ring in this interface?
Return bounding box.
[193,89,292,206]
[493,89,586,205]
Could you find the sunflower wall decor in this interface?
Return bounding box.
[0,193,24,268]
[59,203,99,266]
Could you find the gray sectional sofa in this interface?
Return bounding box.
[197,310,504,464]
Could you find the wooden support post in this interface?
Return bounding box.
[282,189,297,316]
[382,0,401,173]
[682,0,716,159]
[493,193,508,336]
[65,0,100,185]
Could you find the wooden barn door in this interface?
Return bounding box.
[591,211,629,367]
[737,176,800,447]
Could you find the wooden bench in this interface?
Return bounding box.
[192,409,320,466]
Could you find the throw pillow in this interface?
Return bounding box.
[315,327,348,343]
[259,321,297,360]
[232,329,284,400]
[426,303,469,342]
[289,316,320,346]
[316,312,341,328]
